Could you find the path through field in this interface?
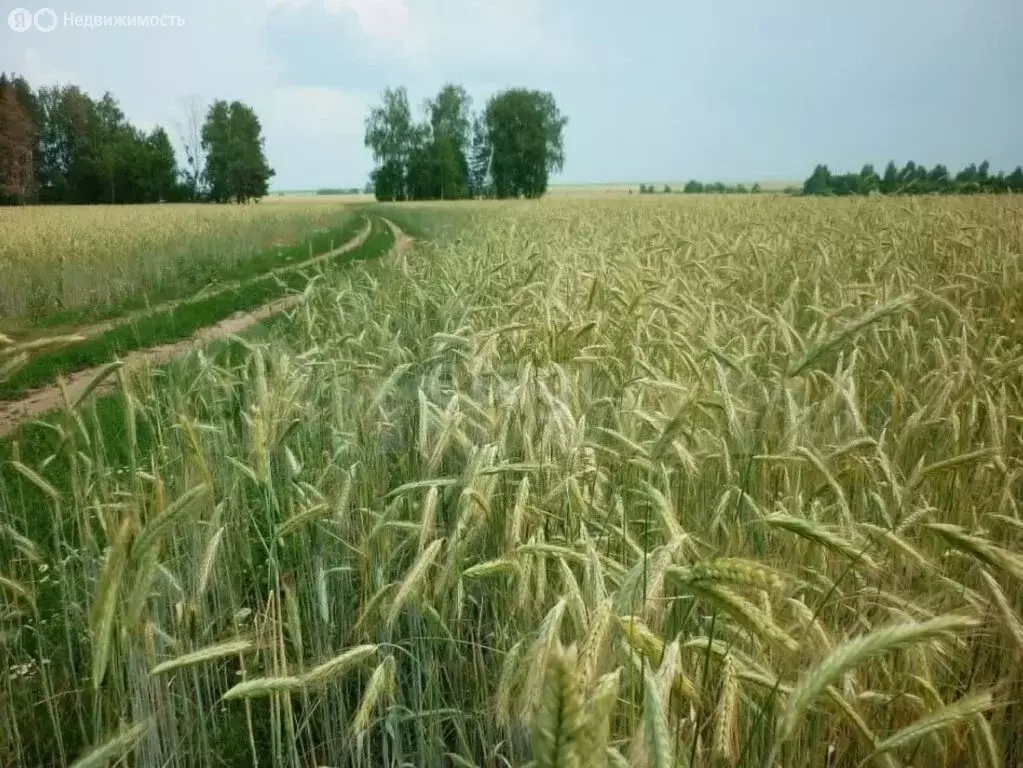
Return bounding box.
[0,217,412,438]
[10,218,374,344]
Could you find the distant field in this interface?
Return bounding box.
[0,200,358,323]
[268,191,376,203]
[4,193,1022,767]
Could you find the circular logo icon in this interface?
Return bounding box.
[7,7,34,32]
[34,7,58,32]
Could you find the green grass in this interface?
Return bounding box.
[0,219,393,400]
[21,213,368,331]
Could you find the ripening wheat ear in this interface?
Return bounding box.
[762,513,876,568]
[521,599,569,724]
[711,658,740,763]
[496,639,526,730]
[531,642,583,768]
[859,690,995,766]
[684,581,798,654]
[613,541,680,618]
[149,639,254,677]
[132,483,212,561]
[578,598,614,691]
[418,485,439,554]
[823,686,897,768]
[387,537,444,629]
[90,516,135,690]
[775,614,979,746]
[0,573,33,604]
[507,475,531,552]
[69,717,153,768]
[977,569,1023,656]
[618,615,666,666]
[577,668,621,767]
[927,523,1023,581]
[303,643,378,688]
[636,660,673,768]
[969,710,1003,768]
[351,654,397,746]
[787,293,915,377]
[221,676,304,700]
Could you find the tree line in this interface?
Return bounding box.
[802,160,1023,197]
[683,180,765,194]
[640,161,1023,197]
[638,181,765,194]
[312,186,371,196]
[364,84,568,201]
[0,72,274,205]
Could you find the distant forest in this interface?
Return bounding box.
[799,160,1023,196]
[0,72,274,205]
[639,160,1023,197]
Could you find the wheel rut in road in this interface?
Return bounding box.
[0,217,413,439]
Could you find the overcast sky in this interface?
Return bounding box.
[2,0,1021,189]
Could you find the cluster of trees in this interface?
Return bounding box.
[198,101,275,203]
[0,73,274,205]
[803,160,1023,197]
[682,180,762,194]
[364,84,568,201]
[638,163,1023,198]
[637,181,763,194]
[314,187,366,196]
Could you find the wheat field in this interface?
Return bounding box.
[1,194,1022,767]
[0,200,356,322]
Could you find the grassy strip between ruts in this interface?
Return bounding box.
[368,203,470,241]
[0,217,393,400]
[20,212,368,331]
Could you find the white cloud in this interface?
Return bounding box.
[0,0,374,186]
[4,0,280,129]
[269,0,578,65]
[0,0,585,188]
[260,86,370,140]
[323,0,424,50]
[18,48,79,87]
